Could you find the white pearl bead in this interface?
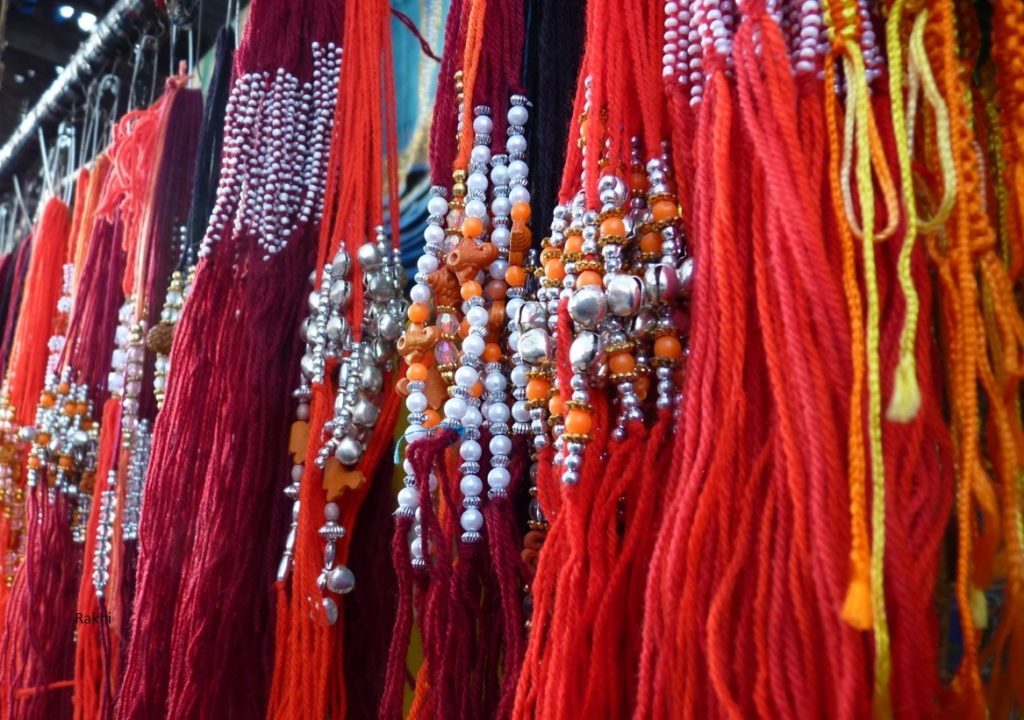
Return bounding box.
[417,254,439,272]
[459,439,482,461]
[490,165,510,187]
[403,459,414,474]
[491,196,511,217]
[507,105,528,126]
[508,160,529,179]
[461,508,484,532]
[465,198,488,219]
[466,306,489,327]
[484,373,507,392]
[488,403,511,423]
[510,365,528,386]
[471,144,491,165]
[509,185,531,204]
[472,115,493,135]
[455,365,479,387]
[490,226,511,248]
[410,537,424,558]
[424,224,445,243]
[460,473,483,497]
[463,406,483,427]
[506,134,527,154]
[427,196,448,215]
[488,466,511,489]
[506,297,524,320]
[489,435,512,455]
[398,486,420,508]
[444,397,467,419]
[467,172,488,194]
[462,334,485,356]
[512,400,531,422]
[489,259,508,280]
[410,284,431,303]
[291,464,304,482]
[406,392,428,413]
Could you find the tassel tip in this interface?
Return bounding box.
[886,356,921,423]
[841,577,873,630]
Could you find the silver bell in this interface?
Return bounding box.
[568,285,607,329]
[378,312,403,341]
[569,331,604,373]
[332,251,351,277]
[604,274,644,317]
[326,565,356,594]
[518,328,553,365]
[336,436,364,465]
[644,263,680,305]
[352,395,380,427]
[514,301,547,331]
[300,354,318,380]
[330,280,351,307]
[676,256,695,295]
[357,243,383,270]
[326,315,346,341]
[366,273,393,302]
[359,366,383,393]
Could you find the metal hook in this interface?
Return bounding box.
[37,128,55,200]
[12,176,32,228]
[128,32,162,111]
[54,122,76,204]
[94,74,122,156]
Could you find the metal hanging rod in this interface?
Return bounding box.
[0,0,160,189]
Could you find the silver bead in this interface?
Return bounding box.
[514,301,547,331]
[357,243,383,270]
[326,565,356,594]
[352,396,381,426]
[336,436,364,465]
[518,328,553,365]
[568,285,607,329]
[359,366,383,393]
[330,280,351,307]
[332,251,351,276]
[366,273,393,302]
[326,315,346,341]
[604,274,645,317]
[644,263,680,305]
[570,331,604,373]
[315,596,339,627]
[676,256,695,294]
[378,312,402,341]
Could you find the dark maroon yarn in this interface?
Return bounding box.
[0,236,32,373]
[60,214,127,405]
[342,450,399,720]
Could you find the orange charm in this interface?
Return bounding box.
[545,258,566,281]
[289,420,310,462]
[506,265,527,287]
[609,352,636,374]
[651,199,678,221]
[407,362,429,381]
[511,202,531,223]
[526,378,551,401]
[576,270,602,288]
[600,216,625,237]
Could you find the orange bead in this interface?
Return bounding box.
[511,202,531,222]
[600,216,625,237]
[608,352,636,374]
[470,381,484,398]
[640,231,662,254]
[526,378,551,401]
[564,233,584,254]
[408,302,430,323]
[654,335,682,359]
[462,216,484,238]
[564,408,593,435]
[631,170,648,192]
[407,362,429,381]
[59,456,73,469]
[545,258,566,281]
[576,270,603,288]
[27,456,40,470]
[506,265,527,287]
[58,382,70,394]
[423,409,441,428]
[461,281,483,300]
[652,199,678,221]
[482,343,503,362]
[40,393,55,408]
[420,349,435,366]
[548,393,565,416]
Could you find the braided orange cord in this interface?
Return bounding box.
[921,0,1024,713]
